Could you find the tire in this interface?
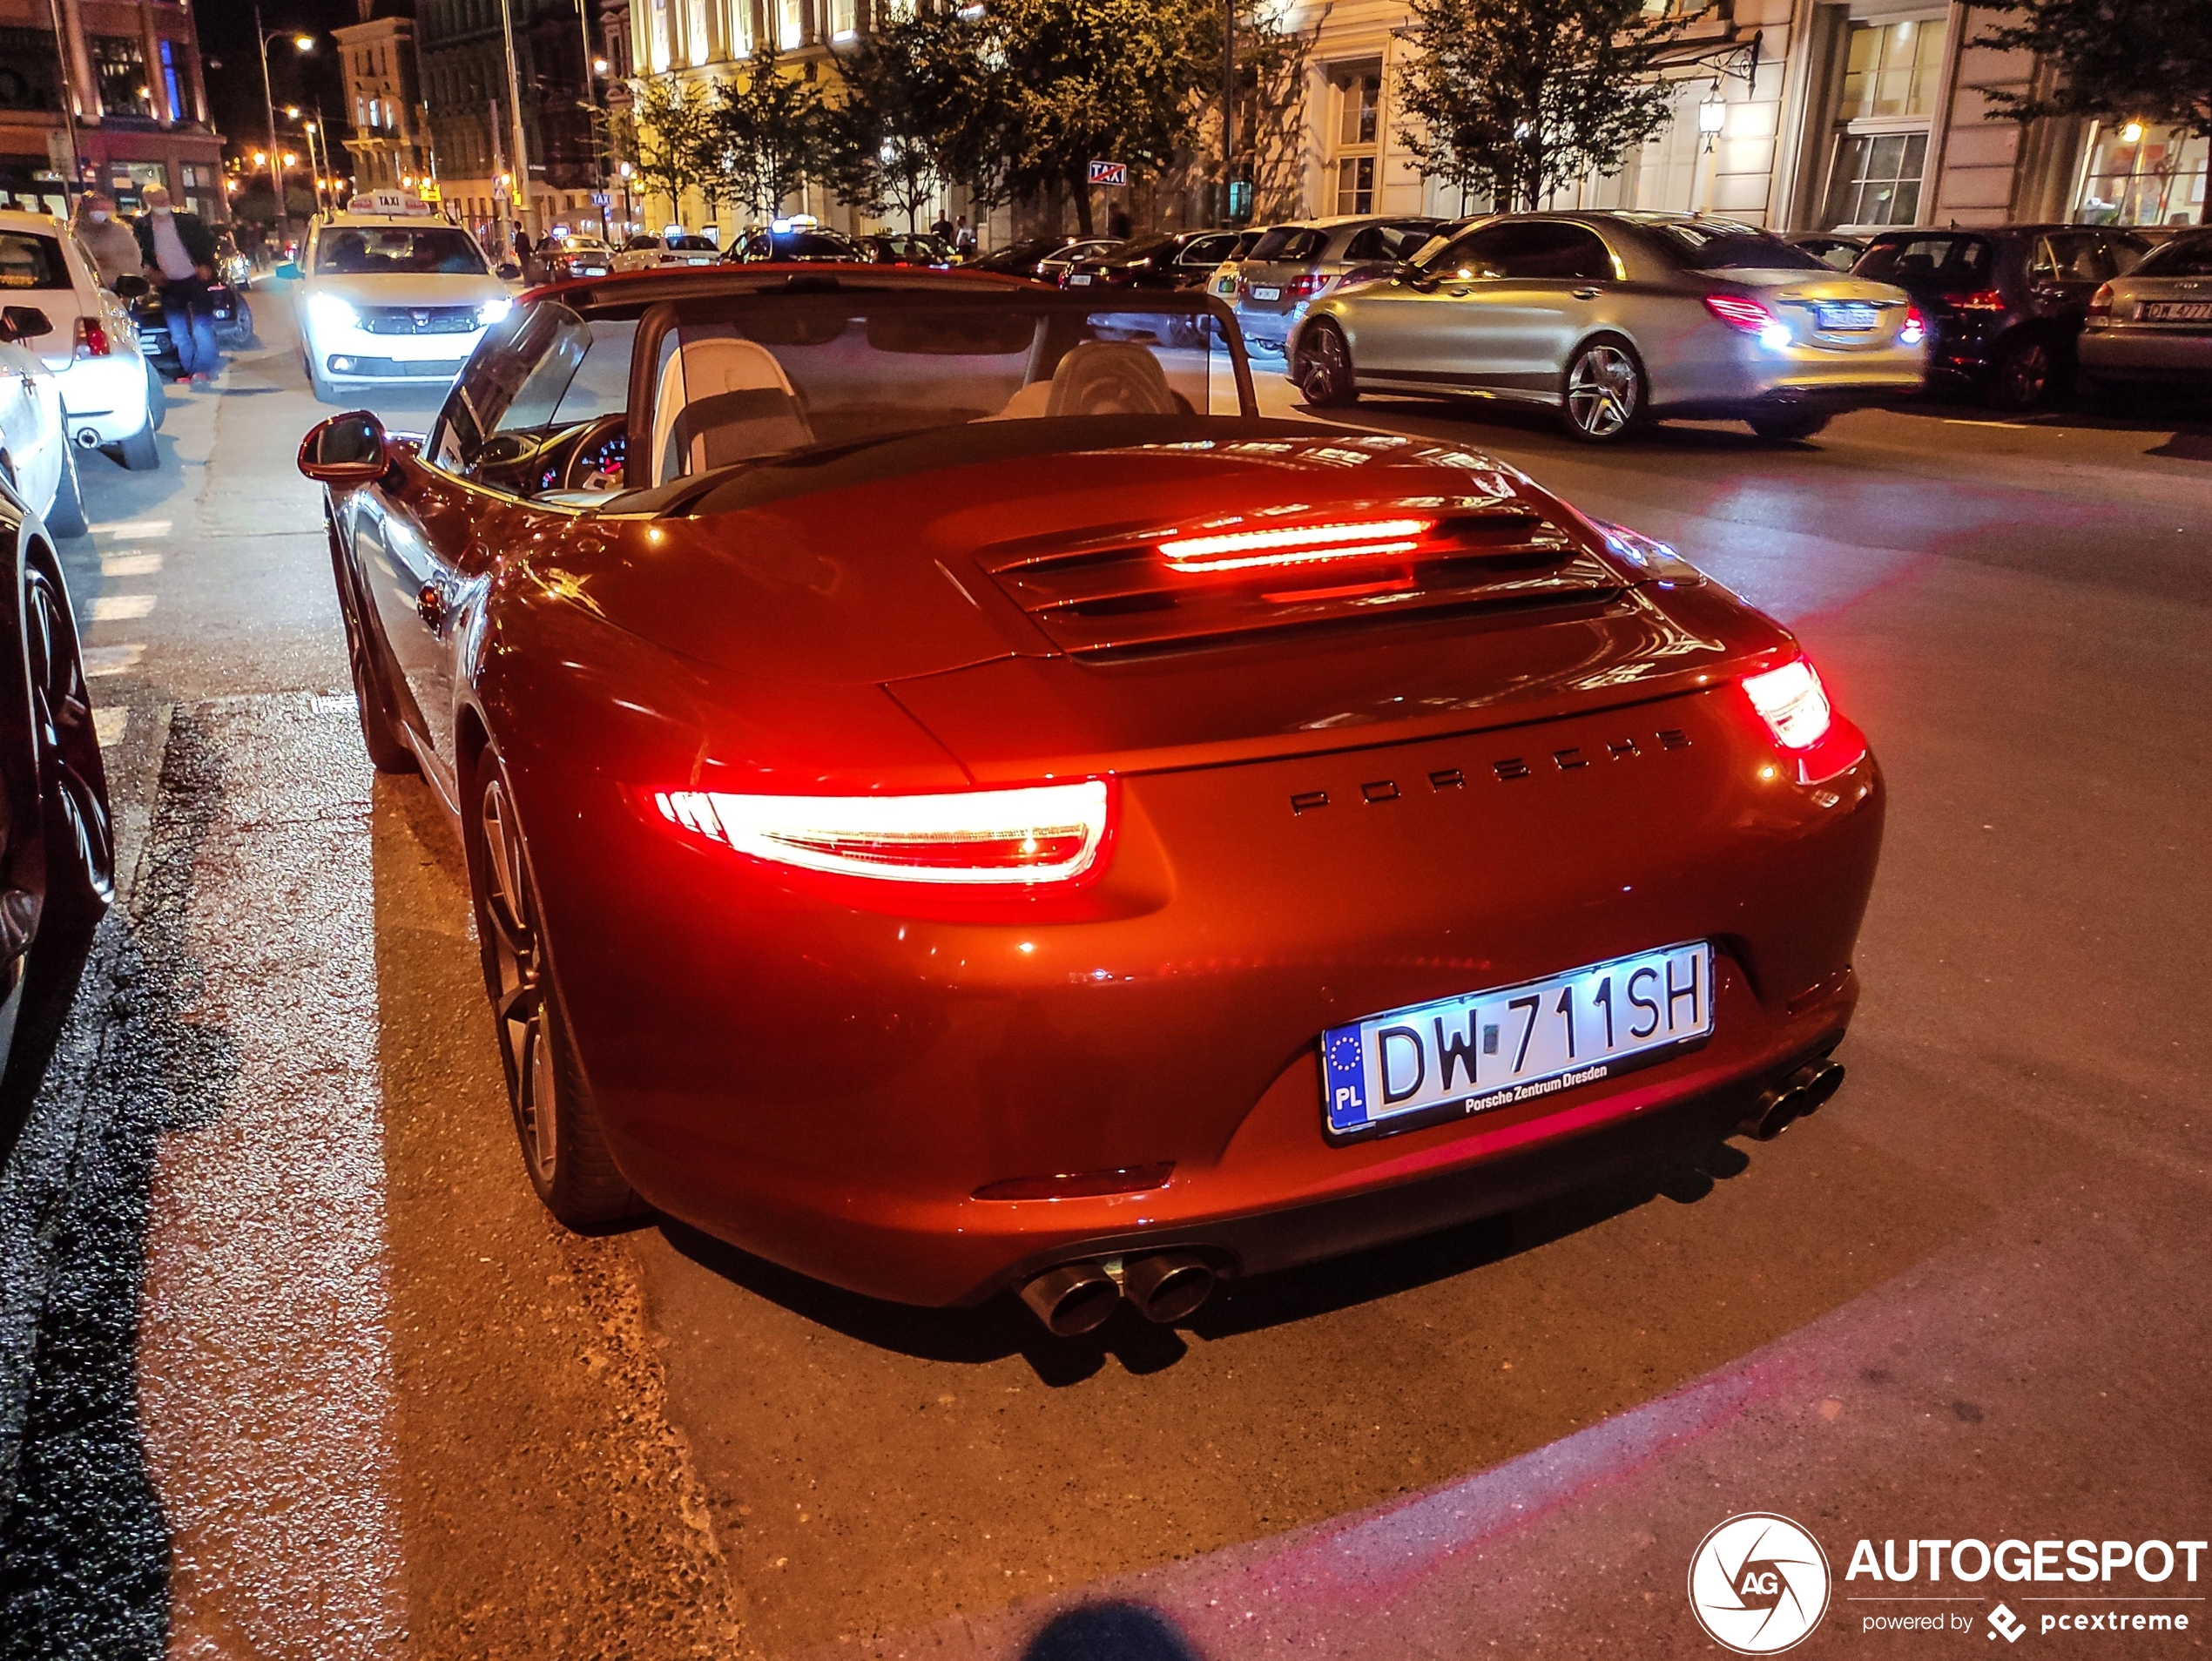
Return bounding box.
[327,518,416,774]
[145,358,167,431]
[0,554,114,1165]
[1296,319,1359,407]
[1561,338,1649,442]
[1748,409,1831,442]
[116,421,159,471]
[44,442,87,538]
[1986,333,2054,411]
[468,749,643,1229]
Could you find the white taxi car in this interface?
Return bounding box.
[610,232,722,273]
[0,208,159,471]
[281,198,518,403]
[0,300,84,536]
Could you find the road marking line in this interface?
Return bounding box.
[102,551,163,576]
[82,644,144,677]
[93,706,128,748]
[92,593,156,621]
[1939,418,2033,429]
[91,519,173,537]
[310,692,358,715]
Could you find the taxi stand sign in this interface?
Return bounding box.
[1088,160,1128,187]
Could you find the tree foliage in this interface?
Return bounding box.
[706,46,829,224]
[1394,0,1677,212]
[624,77,716,229]
[1977,0,2212,143]
[823,9,973,230]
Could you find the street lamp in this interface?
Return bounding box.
[255,9,315,250]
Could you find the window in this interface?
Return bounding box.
[2073,123,2210,227]
[777,0,802,50]
[1649,220,1825,272]
[2030,233,2120,286]
[0,232,68,290]
[1825,132,1929,227]
[2133,232,2212,278]
[725,0,752,56]
[1329,63,1383,215]
[1440,220,1613,281]
[1836,17,1945,120]
[1853,233,1991,288]
[648,0,671,72]
[686,0,710,64]
[91,35,152,119]
[1335,158,1374,215]
[158,39,183,121]
[1339,71,1379,145]
[828,0,856,38]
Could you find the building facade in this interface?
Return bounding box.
[0,0,224,221]
[416,0,606,238]
[336,2,430,196]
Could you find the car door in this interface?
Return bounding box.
[1441,220,1617,397]
[356,302,580,796]
[1343,222,1499,381]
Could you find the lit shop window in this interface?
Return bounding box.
[2074,122,2210,227]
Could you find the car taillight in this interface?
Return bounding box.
[1287,272,1327,300]
[1703,294,1791,349]
[1899,303,1926,345]
[1942,289,2006,312]
[72,317,106,357]
[647,779,1114,887]
[1157,517,1435,574]
[1741,656,1867,784]
[2087,282,2114,319]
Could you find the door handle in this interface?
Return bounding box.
[1571,287,1601,300]
[416,583,447,628]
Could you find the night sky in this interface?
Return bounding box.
[195,0,371,168]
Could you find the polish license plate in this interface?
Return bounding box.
[1250,285,1282,301]
[1816,302,1878,332]
[2145,300,2212,321]
[1320,942,1715,1141]
[1068,273,1093,286]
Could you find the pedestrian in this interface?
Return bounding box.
[73,193,141,289]
[931,210,954,244]
[954,215,976,258]
[132,186,221,384]
[1107,202,1130,240]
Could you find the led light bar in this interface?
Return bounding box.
[1742,658,1834,751]
[1157,517,1435,574]
[651,779,1112,886]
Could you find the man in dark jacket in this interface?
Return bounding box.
[133,186,222,382]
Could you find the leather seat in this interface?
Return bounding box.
[650,329,815,485]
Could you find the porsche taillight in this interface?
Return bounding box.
[1157,517,1435,574]
[1742,656,1867,783]
[647,779,1114,887]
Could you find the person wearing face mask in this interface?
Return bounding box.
[73,193,142,289]
[132,185,222,383]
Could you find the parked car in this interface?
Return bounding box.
[0,422,112,1168]
[280,207,517,404]
[1061,230,1244,293]
[1850,224,2149,409]
[1292,211,1927,442]
[0,303,84,536]
[729,223,867,264]
[967,235,1104,281]
[611,233,723,273]
[1201,229,1268,303]
[544,233,615,280]
[1035,237,1121,283]
[2077,227,2212,398]
[215,232,253,290]
[298,265,1881,1335]
[129,277,253,378]
[1230,215,1444,355]
[1791,233,1869,273]
[0,209,160,472]
[854,231,955,267]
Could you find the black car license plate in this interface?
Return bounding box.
[1816,302,1878,332]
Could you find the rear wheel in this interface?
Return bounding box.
[116,422,159,470]
[1561,339,1649,442]
[144,358,167,431]
[469,750,642,1229]
[44,442,87,538]
[1986,333,2054,410]
[1296,320,1359,407]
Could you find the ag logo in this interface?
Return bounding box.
[1688,1513,1831,1654]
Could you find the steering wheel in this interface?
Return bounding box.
[557,414,630,492]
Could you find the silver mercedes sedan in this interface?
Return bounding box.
[1288,211,1928,442]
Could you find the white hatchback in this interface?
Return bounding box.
[0,208,160,471]
[283,211,518,403]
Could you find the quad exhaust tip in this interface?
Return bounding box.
[1017,1252,1217,1336]
[1743,1059,1845,1141]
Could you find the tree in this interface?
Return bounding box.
[822,9,970,230]
[1394,0,1677,213]
[1978,0,2212,193]
[706,46,829,225]
[968,0,1223,233]
[626,76,716,230]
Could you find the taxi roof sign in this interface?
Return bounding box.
[356,189,434,216]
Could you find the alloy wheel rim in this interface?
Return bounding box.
[480,773,556,1178]
[1306,327,1348,400]
[25,569,114,901]
[1567,346,1638,436]
[2009,343,2049,402]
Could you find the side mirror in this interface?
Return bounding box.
[496,261,522,280]
[274,261,301,280]
[0,307,51,343]
[297,410,390,485]
[112,274,150,300]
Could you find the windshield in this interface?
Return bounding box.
[1650,221,1826,272]
[316,225,490,275]
[444,292,1251,501]
[1852,234,1993,286]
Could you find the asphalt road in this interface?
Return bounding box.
[0,291,2207,1661]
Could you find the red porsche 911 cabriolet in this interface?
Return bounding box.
[300,265,1881,1336]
